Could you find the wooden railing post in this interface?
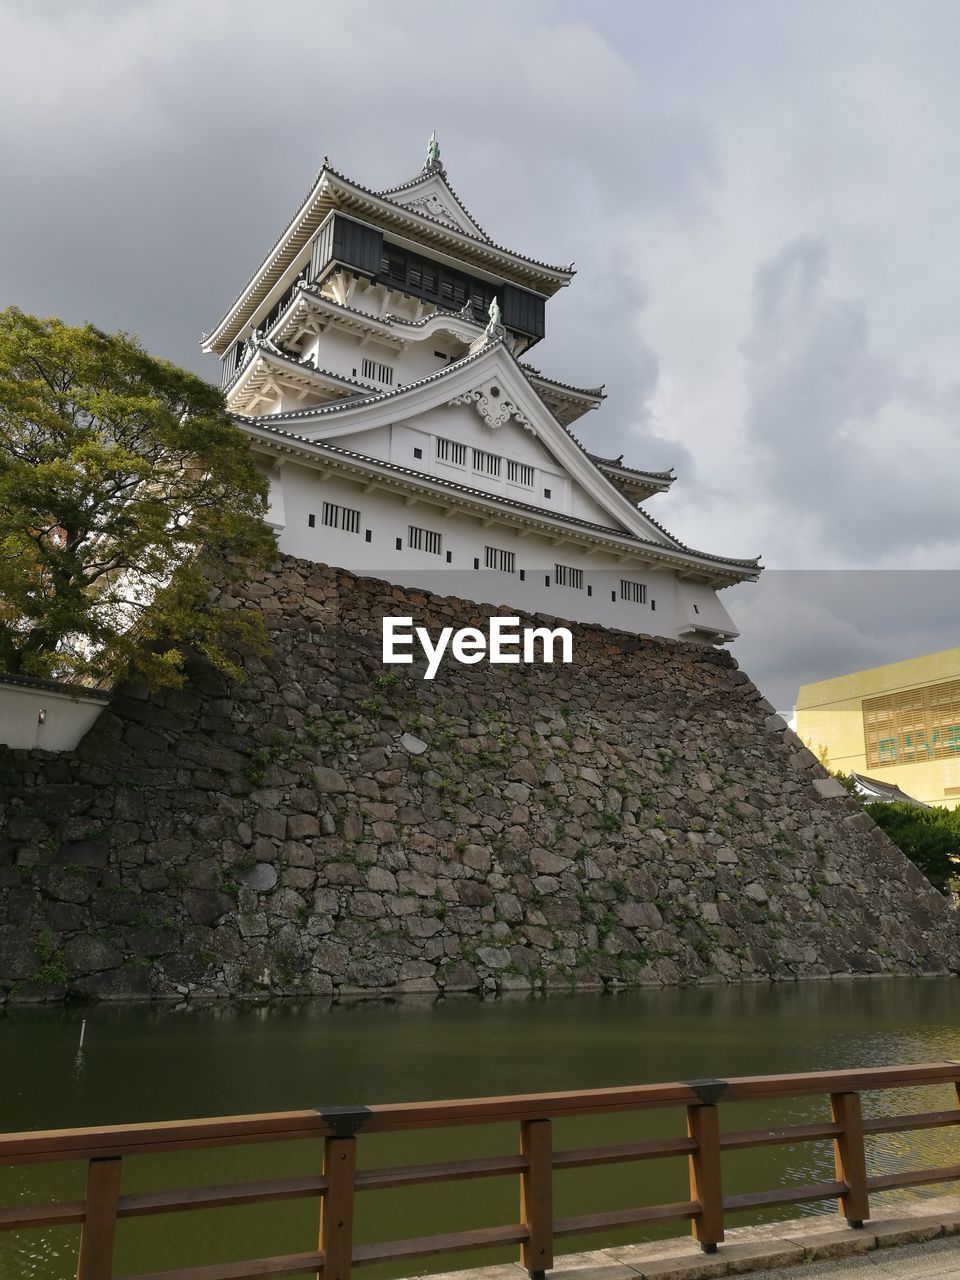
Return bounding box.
[320,1136,357,1280]
[76,1156,121,1280]
[687,1104,724,1252]
[831,1091,870,1227]
[520,1118,553,1279]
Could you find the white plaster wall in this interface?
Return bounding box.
[271,462,704,638]
[0,683,109,751]
[319,404,618,531]
[674,581,739,640]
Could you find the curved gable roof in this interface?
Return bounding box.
[203,162,574,356]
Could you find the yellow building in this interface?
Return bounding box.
[795,646,960,810]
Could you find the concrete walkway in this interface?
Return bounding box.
[420,1194,960,1280]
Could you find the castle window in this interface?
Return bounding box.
[473,448,501,478]
[308,513,315,528]
[555,564,583,589]
[620,580,647,604]
[506,460,534,488]
[408,525,442,555]
[413,447,423,459]
[543,487,552,499]
[436,437,467,467]
[485,546,515,573]
[361,358,394,386]
[322,502,361,534]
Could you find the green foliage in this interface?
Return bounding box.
[865,801,960,894]
[32,929,67,987]
[831,771,859,795]
[0,308,275,686]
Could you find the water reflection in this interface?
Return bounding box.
[1,977,958,1279]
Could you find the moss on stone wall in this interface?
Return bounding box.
[1,556,957,1002]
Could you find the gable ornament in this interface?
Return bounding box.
[449,379,534,431]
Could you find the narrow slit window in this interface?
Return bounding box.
[473,448,501,478]
[554,564,583,589]
[321,502,361,534]
[484,546,515,573]
[506,460,534,488]
[408,525,442,555]
[620,580,647,604]
[436,437,467,467]
[360,358,394,386]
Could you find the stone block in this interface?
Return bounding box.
[796,1227,877,1259]
[812,777,849,799]
[63,936,120,975]
[870,1216,943,1248]
[255,810,287,840]
[286,813,319,839]
[242,863,278,892]
[722,1238,805,1272]
[312,766,348,793]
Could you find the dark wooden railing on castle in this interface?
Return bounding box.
[2,1061,959,1280]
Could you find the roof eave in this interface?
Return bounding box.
[203,167,574,356]
[242,421,759,588]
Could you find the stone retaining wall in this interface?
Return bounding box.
[0,555,957,1001]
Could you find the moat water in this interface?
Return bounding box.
[2,977,959,1279]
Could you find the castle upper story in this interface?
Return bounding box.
[201,136,760,645]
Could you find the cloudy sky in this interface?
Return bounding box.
[2,0,958,710]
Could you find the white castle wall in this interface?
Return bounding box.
[0,681,109,752]
[263,460,736,640]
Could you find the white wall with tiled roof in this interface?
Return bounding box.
[259,460,738,641]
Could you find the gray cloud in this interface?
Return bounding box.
[729,571,960,714]
[742,236,960,559]
[2,0,959,705]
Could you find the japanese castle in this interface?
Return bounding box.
[202,136,760,643]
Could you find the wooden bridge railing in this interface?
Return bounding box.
[1,1061,959,1280]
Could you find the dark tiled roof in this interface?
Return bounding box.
[0,671,111,699]
[285,284,482,335]
[324,161,572,273]
[225,339,379,399]
[851,772,931,808]
[205,162,574,350]
[376,165,493,244]
[520,364,606,400]
[235,338,760,572]
[587,454,675,483]
[234,340,493,422]
[241,416,759,576]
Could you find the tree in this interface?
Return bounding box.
[0,308,276,687]
[865,801,960,894]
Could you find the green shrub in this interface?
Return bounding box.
[865,801,960,894]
